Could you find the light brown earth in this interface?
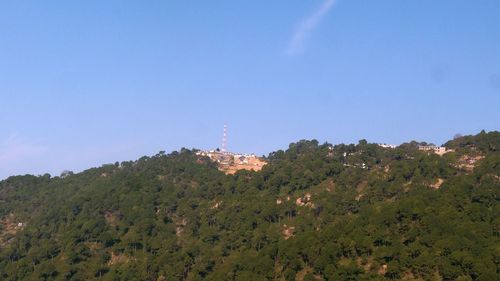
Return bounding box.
[295,266,323,281]
[107,252,132,266]
[296,193,314,208]
[457,155,485,171]
[175,217,188,237]
[219,157,267,174]
[430,178,444,189]
[0,213,25,247]
[378,264,388,275]
[282,224,295,240]
[435,149,454,156]
[357,256,373,272]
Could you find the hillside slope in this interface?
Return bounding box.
[0,132,499,281]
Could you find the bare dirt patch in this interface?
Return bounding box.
[378,264,388,275]
[282,224,295,240]
[220,157,267,174]
[320,180,336,192]
[296,193,314,208]
[356,256,373,272]
[457,154,485,171]
[107,252,132,266]
[175,217,188,237]
[430,178,444,189]
[211,200,222,209]
[355,181,368,201]
[1,213,25,246]
[295,266,323,281]
[197,151,267,174]
[104,211,122,227]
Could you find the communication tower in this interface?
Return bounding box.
[221,123,228,153]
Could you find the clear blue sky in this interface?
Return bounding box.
[1,0,499,179]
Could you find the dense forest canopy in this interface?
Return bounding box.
[0,131,499,281]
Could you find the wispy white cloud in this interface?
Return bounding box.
[286,0,339,55]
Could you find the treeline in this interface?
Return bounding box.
[0,132,499,281]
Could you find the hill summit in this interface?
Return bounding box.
[0,131,499,281]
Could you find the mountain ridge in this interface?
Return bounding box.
[0,131,499,281]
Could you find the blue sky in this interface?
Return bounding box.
[1,0,499,179]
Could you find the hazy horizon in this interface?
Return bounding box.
[0,130,494,180]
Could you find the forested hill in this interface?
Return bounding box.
[1,131,499,281]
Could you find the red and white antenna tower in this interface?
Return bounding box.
[221,123,228,153]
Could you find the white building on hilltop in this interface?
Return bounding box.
[377,143,397,149]
[418,145,453,155]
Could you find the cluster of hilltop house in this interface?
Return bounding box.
[377,143,453,155]
[197,135,454,174]
[195,149,266,174]
[377,143,397,149]
[417,145,453,155]
[196,150,258,165]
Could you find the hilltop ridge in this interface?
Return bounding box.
[0,131,499,281]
